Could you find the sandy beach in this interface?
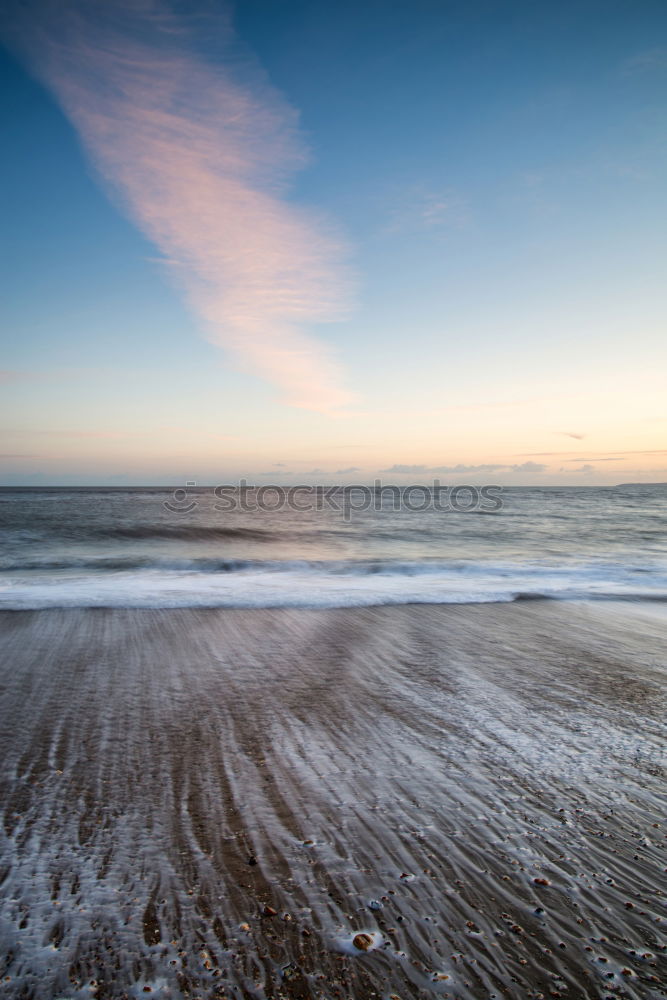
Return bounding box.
[0,601,664,999]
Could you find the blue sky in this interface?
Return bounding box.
[1,0,666,484]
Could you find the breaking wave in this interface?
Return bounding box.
[1,558,666,609]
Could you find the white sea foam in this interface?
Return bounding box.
[0,560,665,609]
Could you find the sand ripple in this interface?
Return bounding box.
[0,602,665,998]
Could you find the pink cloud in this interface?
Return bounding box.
[0,370,30,384]
[7,1,353,411]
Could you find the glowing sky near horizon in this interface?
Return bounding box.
[1,0,666,484]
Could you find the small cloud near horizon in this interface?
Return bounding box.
[510,461,547,474]
[379,464,429,474]
[431,463,506,474]
[336,466,361,474]
[379,461,547,475]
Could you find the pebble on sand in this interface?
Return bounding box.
[334,930,382,954]
[353,933,374,951]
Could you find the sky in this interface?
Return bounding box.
[1,0,666,486]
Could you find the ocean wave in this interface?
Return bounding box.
[0,523,281,544]
[0,556,265,572]
[0,559,665,609]
[96,524,281,541]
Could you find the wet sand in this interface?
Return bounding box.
[0,601,665,999]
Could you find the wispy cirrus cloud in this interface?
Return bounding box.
[383,184,468,235]
[622,47,667,75]
[4,1,353,411]
[520,449,667,458]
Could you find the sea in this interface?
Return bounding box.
[1,483,665,609]
[1,485,665,999]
